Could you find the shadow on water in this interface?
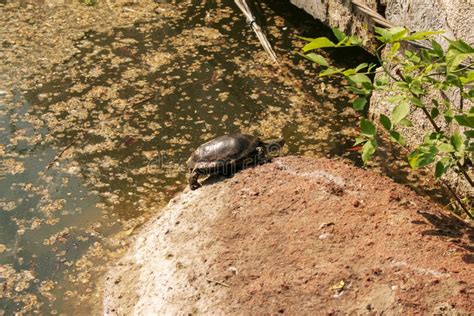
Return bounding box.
[0,0,457,314]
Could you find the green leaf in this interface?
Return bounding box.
[335,37,350,47]
[389,27,409,42]
[374,26,391,42]
[445,73,462,88]
[360,119,376,138]
[460,70,474,84]
[300,52,329,67]
[390,130,406,146]
[349,36,363,46]
[424,132,439,145]
[387,95,405,104]
[347,86,370,96]
[461,70,474,82]
[424,63,433,74]
[302,37,336,52]
[353,97,367,111]
[375,26,408,43]
[296,35,315,42]
[431,40,444,58]
[444,108,454,123]
[450,132,465,152]
[394,81,409,89]
[437,142,455,153]
[446,39,474,71]
[379,114,392,130]
[467,143,474,152]
[390,42,400,54]
[468,89,474,99]
[367,63,377,73]
[421,49,438,64]
[355,63,368,73]
[464,130,474,139]
[408,145,438,168]
[409,97,423,107]
[398,118,413,127]
[391,102,410,124]
[374,76,388,87]
[406,51,422,63]
[342,68,357,76]
[361,139,377,163]
[454,115,474,128]
[435,161,445,178]
[354,137,365,146]
[435,157,451,178]
[319,67,344,77]
[331,27,346,42]
[404,30,444,41]
[348,74,372,90]
[431,107,439,119]
[409,80,425,96]
[448,39,474,54]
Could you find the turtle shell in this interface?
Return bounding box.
[187,133,260,171]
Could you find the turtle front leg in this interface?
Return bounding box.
[256,146,268,164]
[189,169,201,190]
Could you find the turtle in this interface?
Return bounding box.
[187,133,285,190]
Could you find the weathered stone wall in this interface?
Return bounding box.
[383,0,474,46]
[290,0,473,199]
[290,0,474,48]
[290,0,380,52]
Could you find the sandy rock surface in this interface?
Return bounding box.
[103,156,473,315]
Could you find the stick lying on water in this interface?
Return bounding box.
[234,0,278,63]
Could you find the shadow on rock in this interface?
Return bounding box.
[417,211,474,264]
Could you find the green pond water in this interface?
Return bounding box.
[0,0,399,314]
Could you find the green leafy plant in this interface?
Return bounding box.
[299,27,473,217]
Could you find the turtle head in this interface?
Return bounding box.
[261,137,285,155]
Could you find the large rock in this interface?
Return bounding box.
[103,156,473,315]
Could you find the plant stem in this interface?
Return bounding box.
[419,102,473,188]
[441,179,473,219]
[380,52,474,189]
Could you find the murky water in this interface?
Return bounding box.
[0,0,412,314]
